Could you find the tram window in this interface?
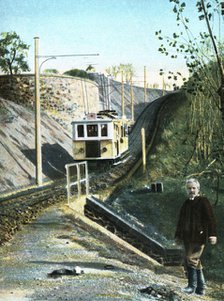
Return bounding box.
[77,125,84,137]
[101,124,108,136]
[87,124,98,137]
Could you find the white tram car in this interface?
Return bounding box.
[72,110,130,163]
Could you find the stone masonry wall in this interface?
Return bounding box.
[0,74,166,133]
[0,74,100,132]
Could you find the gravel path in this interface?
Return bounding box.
[0,203,214,301]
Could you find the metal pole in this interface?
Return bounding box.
[34,37,42,186]
[121,71,125,118]
[144,66,147,105]
[130,77,134,122]
[81,80,87,114]
[107,75,111,110]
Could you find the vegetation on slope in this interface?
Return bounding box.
[109,91,224,286]
[142,91,224,282]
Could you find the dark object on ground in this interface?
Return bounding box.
[139,284,183,300]
[47,267,84,278]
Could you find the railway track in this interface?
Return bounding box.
[0,180,67,245]
[84,195,183,266]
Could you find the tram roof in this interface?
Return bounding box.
[72,111,129,124]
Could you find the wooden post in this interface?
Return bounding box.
[65,164,71,204]
[162,76,165,95]
[141,128,146,173]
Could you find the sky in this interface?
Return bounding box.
[0,0,222,88]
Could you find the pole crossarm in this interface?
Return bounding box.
[37,53,99,58]
[39,57,56,72]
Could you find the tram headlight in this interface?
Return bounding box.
[79,148,84,153]
[102,147,107,153]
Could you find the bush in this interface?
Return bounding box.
[63,69,89,79]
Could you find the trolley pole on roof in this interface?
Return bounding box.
[34,37,42,186]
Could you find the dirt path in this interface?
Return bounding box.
[0,202,222,301]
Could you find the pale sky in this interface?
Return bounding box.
[0,0,222,87]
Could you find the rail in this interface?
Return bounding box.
[84,195,183,265]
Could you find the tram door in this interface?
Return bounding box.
[86,141,101,158]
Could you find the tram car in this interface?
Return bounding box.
[72,110,130,164]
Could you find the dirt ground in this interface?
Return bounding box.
[0,199,223,301]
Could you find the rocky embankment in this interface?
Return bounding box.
[0,98,74,192]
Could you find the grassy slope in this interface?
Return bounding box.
[147,92,224,282]
[123,92,224,282]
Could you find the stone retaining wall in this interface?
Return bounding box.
[0,74,100,130]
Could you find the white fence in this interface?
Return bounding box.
[65,161,89,205]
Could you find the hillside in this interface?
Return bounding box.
[0,98,74,193]
[107,91,224,286]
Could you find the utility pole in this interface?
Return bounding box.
[130,77,134,122]
[144,66,147,105]
[34,37,42,186]
[162,76,166,96]
[33,37,99,186]
[107,75,111,110]
[121,71,125,118]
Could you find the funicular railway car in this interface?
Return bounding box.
[72,110,130,164]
